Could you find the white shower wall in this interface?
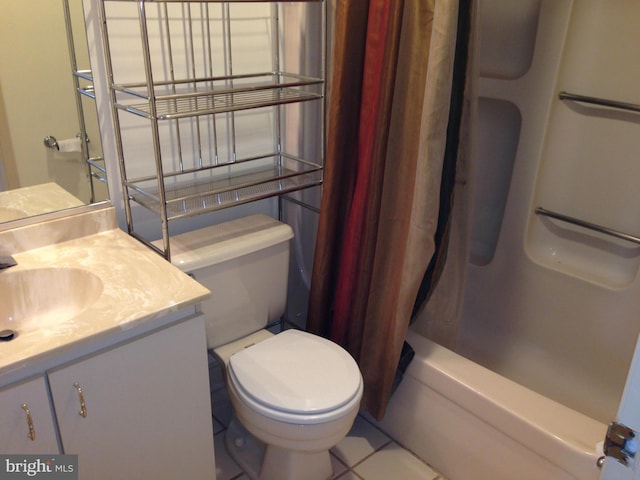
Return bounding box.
[457,0,640,423]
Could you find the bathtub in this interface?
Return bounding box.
[375,329,606,480]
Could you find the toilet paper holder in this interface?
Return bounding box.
[43,133,88,151]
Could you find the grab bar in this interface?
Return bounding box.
[535,207,640,246]
[559,91,640,114]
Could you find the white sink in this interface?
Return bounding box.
[0,267,103,337]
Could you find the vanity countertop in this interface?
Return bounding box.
[0,183,85,222]
[0,206,210,383]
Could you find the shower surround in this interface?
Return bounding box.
[374,0,640,479]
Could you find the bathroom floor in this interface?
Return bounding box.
[209,357,449,480]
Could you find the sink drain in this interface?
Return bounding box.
[0,329,16,341]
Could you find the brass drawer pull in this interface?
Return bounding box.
[21,403,36,441]
[73,382,88,418]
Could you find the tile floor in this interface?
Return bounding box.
[210,357,448,480]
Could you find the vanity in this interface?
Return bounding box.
[0,206,216,479]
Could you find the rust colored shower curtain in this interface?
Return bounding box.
[307,0,467,419]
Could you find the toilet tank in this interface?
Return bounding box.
[160,214,294,349]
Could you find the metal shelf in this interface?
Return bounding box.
[100,0,325,259]
[114,73,323,119]
[127,155,322,220]
[105,0,321,3]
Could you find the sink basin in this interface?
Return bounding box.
[0,267,103,336]
[0,206,28,222]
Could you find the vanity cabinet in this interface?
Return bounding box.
[0,315,215,480]
[0,376,60,454]
[98,0,326,259]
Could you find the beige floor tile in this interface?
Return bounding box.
[334,471,364,480]
[211,387,234,427]
[213,416,225,435]
[353,442,439,480]
[214,432,244,480]
[331,416,391,467]
[330,453,349,478]
[208,356,225,389]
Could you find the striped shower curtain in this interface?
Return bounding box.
[307,0,472,419]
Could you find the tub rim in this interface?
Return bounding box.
[401,328,606,478]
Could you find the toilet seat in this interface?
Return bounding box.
[228,330,363,425]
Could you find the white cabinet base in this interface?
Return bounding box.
[49,316,215,479]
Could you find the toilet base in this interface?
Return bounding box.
[260,444,332,480]
[225,417,333,480]
[225,418,264,479]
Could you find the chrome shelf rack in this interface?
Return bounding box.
[99,0,326,259]
[63,0,107,201]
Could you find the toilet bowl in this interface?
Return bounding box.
[158,215,363,480]
[216,329,363,480]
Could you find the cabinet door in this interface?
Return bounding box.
[48,316,215,479]
[0,376,60,454]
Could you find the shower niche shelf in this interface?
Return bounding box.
[99,0,325,259]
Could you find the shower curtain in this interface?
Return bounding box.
[307,0,472,418]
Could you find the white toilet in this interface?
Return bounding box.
[163,214,363,480]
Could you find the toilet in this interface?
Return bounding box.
[160,214,363,480]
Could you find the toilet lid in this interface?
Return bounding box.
[228,330,362,415]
